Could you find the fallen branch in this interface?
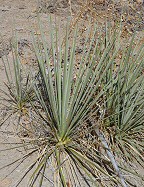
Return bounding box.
[95,127,127,187]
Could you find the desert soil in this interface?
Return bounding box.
[0,1,43,186]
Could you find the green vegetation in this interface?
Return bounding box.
[0,36,35,129]
[0,18,144,186]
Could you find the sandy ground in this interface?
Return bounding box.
[0,0,144,186]
[0,1,40,186]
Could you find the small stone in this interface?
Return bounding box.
[15,27,24,31]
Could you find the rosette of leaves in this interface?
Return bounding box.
[26,18,128,187]
[0,36,35,132]
[103,32,144,174]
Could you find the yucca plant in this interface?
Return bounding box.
[103,33,144,167]
[0,36,35,133]
[16,18,130,187]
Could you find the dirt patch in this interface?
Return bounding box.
[0,179,12,187]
